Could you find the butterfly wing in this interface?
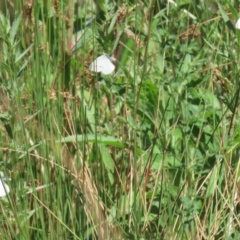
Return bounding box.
[89,55,115,75]
[0,179,9,197]
[235,19,240,29]
[89,56,102,73]
[100,56,115,75]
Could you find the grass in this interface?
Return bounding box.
[0,0,240,239]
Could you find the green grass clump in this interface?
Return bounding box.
[0,0,240,239]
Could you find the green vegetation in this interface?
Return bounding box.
[0,0,240,239]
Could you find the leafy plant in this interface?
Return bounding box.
[0,0,240,239]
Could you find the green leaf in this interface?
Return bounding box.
[10,13,22,42]
[57,134,123,148]
[99,145,114,185]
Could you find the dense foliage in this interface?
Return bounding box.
[0,0,240,239]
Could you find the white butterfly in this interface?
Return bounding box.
[235,18,240,29]
[0,172,10,197]
[89,54,116,75]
